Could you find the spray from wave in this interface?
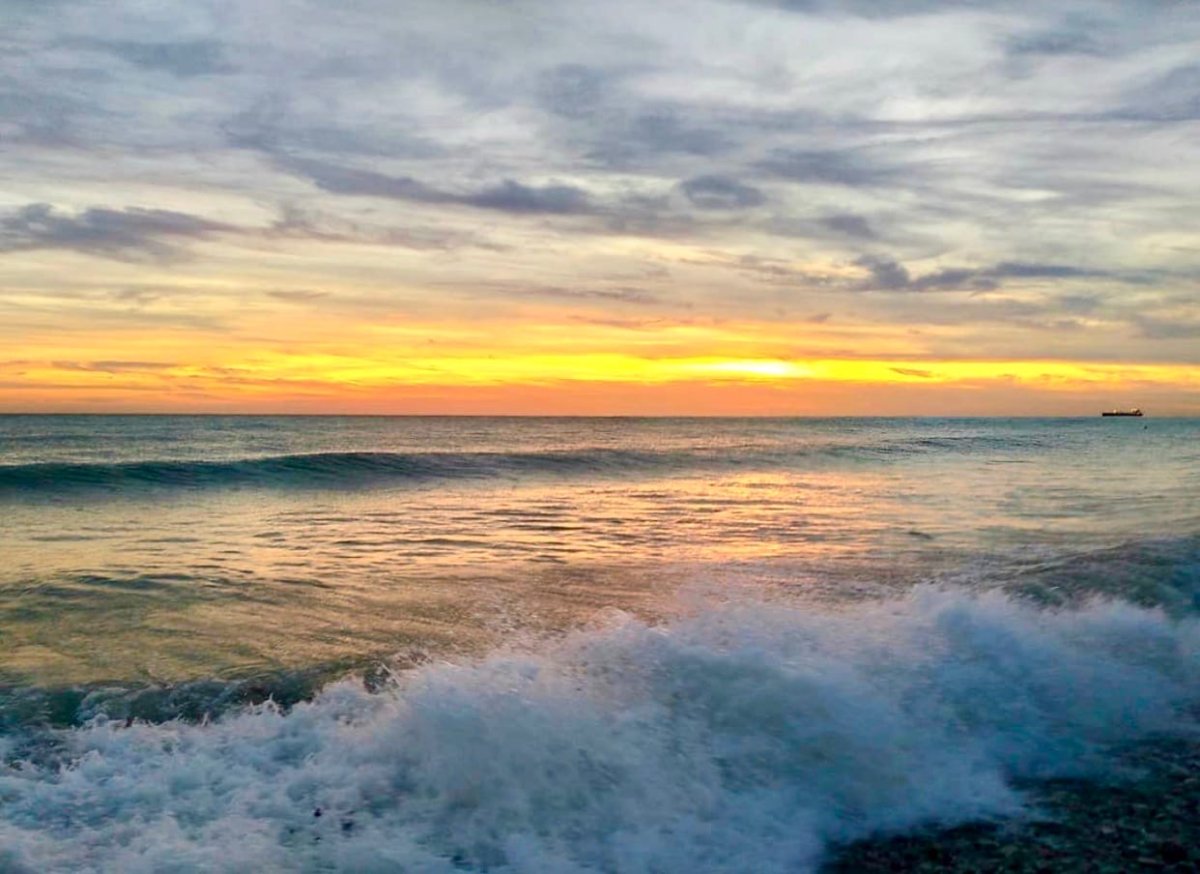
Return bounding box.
[1,586,1197,873]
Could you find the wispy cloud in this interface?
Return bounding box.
[266,290,330,303]
[81,39,233,77]
[854,257,1110,293]
[51,360,180,373]
[279,158,596,215]
[0,0,1197,410]
[0,205,232,262]
[757,149,900,188]
[680,176,766,210]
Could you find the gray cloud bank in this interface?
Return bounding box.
[0,0,1197,360]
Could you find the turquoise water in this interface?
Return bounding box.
[1,416,1198,871]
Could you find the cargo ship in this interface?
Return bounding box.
[1101,409,1143,417]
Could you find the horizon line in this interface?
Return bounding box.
[0,411,1189,419]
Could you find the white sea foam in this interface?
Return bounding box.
[1,587,1198,873]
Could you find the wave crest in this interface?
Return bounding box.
[0,449,678,494]
[0,431,1060,496]
[1,587,1197,872]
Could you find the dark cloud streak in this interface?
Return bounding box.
[680,175,766,210]
[0,204,232,262]
[757,149,898,187]
[281,158,595,215]
[52,360,180,373]
[854,256,1109,293]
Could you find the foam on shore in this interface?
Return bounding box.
[2,586,1197,873]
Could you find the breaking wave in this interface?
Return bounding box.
[2,586,1197,872]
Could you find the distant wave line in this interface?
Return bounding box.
[0,436,1053,494]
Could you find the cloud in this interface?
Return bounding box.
[550,90,734,171]
[621,112,729,158]
[991,262,1099,279]
[111,287,163,306]
[277,159,440,200]
[520,285,662,305]
[765,212,884,244]
[1115,63,1200,123]
[224,96,443,159]
[277,161,715,239]
[818,213,876,239]
[735,255,830,286]
[854,257,1108,292]
[280,158,595,215]
[855,256,912,290]
[1005,27,1107,58]
[267,205,501,251]
[680,175,766,210]
[1056,293,1102,313]
[0,204,232,262]
[0,86,83,147]
[757,149,899,187]
[744,0,1014,17]
[569,315,680,330]
[537,64,612,120]
[2,0,1198,385]
[1132,314,1200,340]
[52,360,179,373]
[85,39,232,77]
[267,290,330,303]
[466,180,592,215]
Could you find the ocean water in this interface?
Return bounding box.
[1,415,1198,872]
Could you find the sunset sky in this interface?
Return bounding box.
[3,0,1198,415]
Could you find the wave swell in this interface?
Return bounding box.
[0,449,684,494]
[1,587,1197,872]
[0,433,1056,496]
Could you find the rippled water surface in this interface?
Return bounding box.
[2,415,1197,687]
[1,416,1198,872]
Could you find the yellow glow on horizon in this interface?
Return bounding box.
[135,353,1191,390]
[684,360,818,379]
[6,350,1198,391]
[4,308,1199,413]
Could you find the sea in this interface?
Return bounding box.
[0,415,1197,872]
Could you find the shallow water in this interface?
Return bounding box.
[1,416,1198,871]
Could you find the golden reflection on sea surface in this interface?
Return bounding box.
[2,417,1196,689]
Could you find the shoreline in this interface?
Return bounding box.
[825,736,1200,872]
